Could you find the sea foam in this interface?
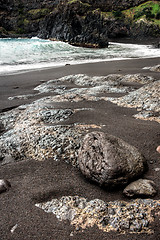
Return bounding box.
[0,38,160,75]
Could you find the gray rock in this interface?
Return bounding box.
[78,131,146,187]
[36,195,160,234]
[0,179,11,193]
[1,154,14,165]
[150,65,160,72]
[123,179,157,197]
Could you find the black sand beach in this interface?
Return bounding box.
[0,58,160,240]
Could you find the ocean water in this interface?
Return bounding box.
[0,37,160,75]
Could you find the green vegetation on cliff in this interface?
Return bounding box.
[0,0,160,40]
[68,0,90,7]
[102,1,160,26]
[28,8,50,20]
[123,1,160,23]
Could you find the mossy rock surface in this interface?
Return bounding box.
[28,8,50,20]
[123,1,160,24]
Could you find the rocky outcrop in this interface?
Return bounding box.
[78,131,146,187]
[149,65,160,72]
[80,0,147,12]
[123,179,157,197]
[108,80,160,123]
[0,1,160,46]
[38,2,108,47]
[36,195,160,234]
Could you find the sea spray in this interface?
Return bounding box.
[0,38,160,75]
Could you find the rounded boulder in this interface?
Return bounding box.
[78,132,146,187]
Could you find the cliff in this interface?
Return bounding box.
[0,0,160,47]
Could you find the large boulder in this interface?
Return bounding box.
[78,132,146,187]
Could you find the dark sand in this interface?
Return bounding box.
[0,58,160,240]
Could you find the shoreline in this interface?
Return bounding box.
[0,39,160,77]
[0,55,159,78]
[0,57,160,112]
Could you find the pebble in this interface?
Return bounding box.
[11,224,18,233]
[155,168,160,172]
[149,65,160,72]
[156,146,160,154]
[0,179,11,193]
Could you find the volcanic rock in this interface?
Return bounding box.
[0,179,11,193]
[36,195,160,234]
[0,0,160,44]
[123,179,157,197]
[78,131,146,187]
[150,65,160,72]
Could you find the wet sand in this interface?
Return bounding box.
[0,57,160,240]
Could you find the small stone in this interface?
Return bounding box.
[0,179,11,193]
[155,168,160,172]
[11,224,18,233]
[130,222,142,232]
[67,209,76,221]
[100,216,109,227]
[156,146,160,154]
[108,208,115,215]
[141,219,149,227]
[150,65,160,72]
[123,179,157,197]
[1,154,14,165]
[18,105,27,110]
[120,220,130,230]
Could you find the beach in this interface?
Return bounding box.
[0,57,160,240]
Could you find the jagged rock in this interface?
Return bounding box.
[123,179,157,197]
[0,0,160,44]
[39,5,108,48]
[84,0,147,12]
[150,65,160,72]
[78,131,146,187]
[0,179,11,193]
[0,122,5,134]
[36,195,160,234]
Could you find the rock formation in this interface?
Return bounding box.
[0,1,160,46]
[78,131,146,187]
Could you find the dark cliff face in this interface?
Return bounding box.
[81,0,147,11]
[38,3,108,47]
[0,0,160,47]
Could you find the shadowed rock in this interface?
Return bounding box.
[0,179,11,193]
[123,179,157,197]
[78,131,146,187]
